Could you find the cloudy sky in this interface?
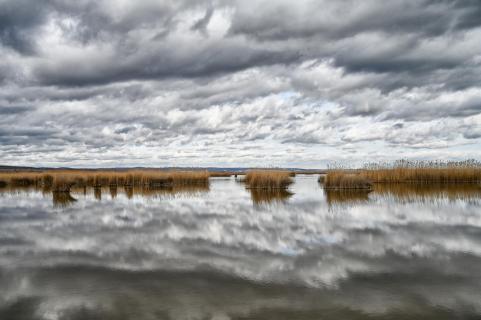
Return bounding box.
[1,0,481,168]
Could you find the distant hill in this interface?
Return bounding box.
[0,165,47,171]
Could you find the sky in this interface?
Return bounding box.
[1,0,481,168]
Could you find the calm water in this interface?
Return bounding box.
[1,175,481,319]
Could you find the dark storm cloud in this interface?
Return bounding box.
[0,0,480,165]
[335,52,461,75]
[379,91,481,121]
[34,44,301,86]
[229,1,450,40]
[0,105,30,115]
[0,127,59,145]
[452,0,481,29]
[0,1,479,85]
[229,1,481,40]
[226,0,481,95]
[0,0,49,54]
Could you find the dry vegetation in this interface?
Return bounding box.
[361,164,481,184]
[322,160,481,189]
[0,170,210,192]
[244,170,293,189]
[324,171,373,190]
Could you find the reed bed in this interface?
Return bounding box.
[209,171,236,177]
[361,160,481,184]
[361,167,481,184]
[244,170,293,190]
[0,170,210,192]
[292,170,326,175]
[324,171,373,190]
[322,160,481,188]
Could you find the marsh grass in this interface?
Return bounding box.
[0,170,210,192]
[361,167,481,184]
[244,170,293,190]
[324,171,373,190]
[209,172,236,177]
[361,160,481,184]
[323,160,481,189]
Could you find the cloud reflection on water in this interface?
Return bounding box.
[0,175,481,319]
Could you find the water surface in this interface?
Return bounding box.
[1,175,481,319]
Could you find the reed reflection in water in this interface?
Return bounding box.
[324,189,371,206]
[249,188,293,205]
[52,191,77,208]
[70,184,211,203]
[2,177,481,208]
[0,184,211,208]
[372,183,481,203]
[320,181,481,206]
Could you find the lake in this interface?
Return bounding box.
[1,175,481,319]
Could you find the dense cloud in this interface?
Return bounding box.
[1,0,480,167]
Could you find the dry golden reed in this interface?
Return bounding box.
[209,171,236,177]
[361,167,481,184]
[361,159,481,184]
[324,171,373,190]
[323,160,481,188]
[0,170,210,192]
[244,170,293,189]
